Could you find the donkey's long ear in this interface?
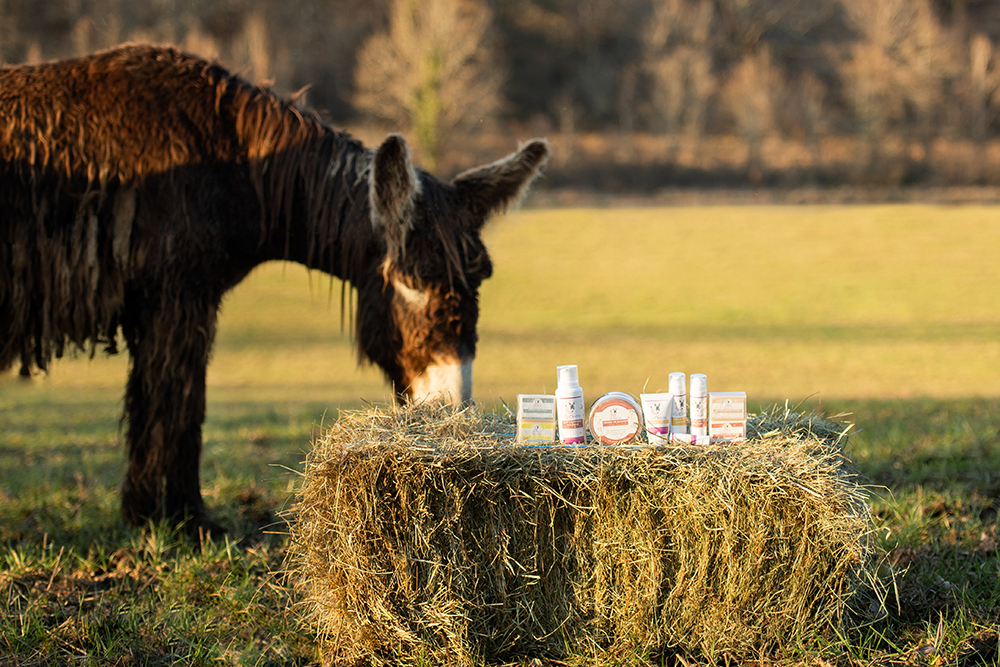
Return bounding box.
[453,139,550,223]
[370,134,420,261]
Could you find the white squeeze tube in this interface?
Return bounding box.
[555,365,586,445]
[668,372,687,435]
[640,393,673,445]
[689,373,708,436]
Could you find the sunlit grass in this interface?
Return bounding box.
[476,204,1000,402]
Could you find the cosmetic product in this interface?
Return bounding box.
[689,373,708,436]
[555,365,586,445]
[516,394,556,444]
[670,433,712,445]
[669,372,687,434]
[588,392,643,445]
[640,392,674,445]
[709,391,747,443]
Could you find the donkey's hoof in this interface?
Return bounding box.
[186,511,228,543]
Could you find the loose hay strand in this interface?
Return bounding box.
[287,404,883,666]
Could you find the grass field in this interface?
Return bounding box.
[2,204,999,665]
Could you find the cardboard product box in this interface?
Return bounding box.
[709,391,747,443]
[516,394,557,444]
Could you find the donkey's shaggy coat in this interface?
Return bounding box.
[0,45,548,530]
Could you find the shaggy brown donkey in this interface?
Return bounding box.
[0,45,549,532]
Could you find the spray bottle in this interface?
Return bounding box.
[669,371,687,435]
[689,373,708,437]
[555,364,586,445]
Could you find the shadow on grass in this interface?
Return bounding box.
[800,397,1000,499]
[791,397,1000,653]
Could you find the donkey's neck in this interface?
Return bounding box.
[253,127,378,286]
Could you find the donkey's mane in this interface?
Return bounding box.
[224,63,372,274]
[0,44,482,375]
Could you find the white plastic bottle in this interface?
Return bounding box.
[555,364,586,445]
[669,371,687,435]
[689,373,708,436]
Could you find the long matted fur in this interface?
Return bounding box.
[0,44,549,530]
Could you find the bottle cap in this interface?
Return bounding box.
[557,364,579,389]
[668,371,686,395]
[690,373,707,395]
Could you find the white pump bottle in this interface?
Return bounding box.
[555,365,586,445]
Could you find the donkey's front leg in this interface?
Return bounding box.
[120,298,221,535]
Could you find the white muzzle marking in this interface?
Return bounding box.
[410,358,473,406]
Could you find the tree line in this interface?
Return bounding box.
[3,0,1000,190]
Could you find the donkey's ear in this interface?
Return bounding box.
[453,139,550,224]
[370,134,420,261]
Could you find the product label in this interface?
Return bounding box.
[671,394,687,425]
[590,400,641,445]
[556,393,586,445]
[518,395,556,420]
[690,394,707,430]
[709,392,747,421]
[709,421,746,443]
[519,420,557,444]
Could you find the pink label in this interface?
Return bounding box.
[710,420,746,442]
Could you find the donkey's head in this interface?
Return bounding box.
[359,135,549,406]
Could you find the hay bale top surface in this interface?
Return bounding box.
[322,400,852,452]
[314,403,857,491]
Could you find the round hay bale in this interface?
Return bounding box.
[287,404,881,666]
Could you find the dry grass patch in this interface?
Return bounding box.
[288,405,884,666]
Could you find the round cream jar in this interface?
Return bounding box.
[587,392,644,445]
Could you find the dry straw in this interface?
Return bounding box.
[287,403,882,665]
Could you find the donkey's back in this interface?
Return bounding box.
[0,45,290,374]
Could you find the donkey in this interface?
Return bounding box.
[0,44,549,532]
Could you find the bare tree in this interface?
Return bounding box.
[643,0,715,145]
[232,10,271,84]
[495,0,648,134]
[842,41,899,141]
[715,0,833,58]
[969,33,1000,144]
[840,0,960,180]
[353,0,502,170]
[723,45,785,183]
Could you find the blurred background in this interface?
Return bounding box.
[3,0,1000,198]
[2,0,999,408]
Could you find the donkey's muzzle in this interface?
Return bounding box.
[408,356,473,407]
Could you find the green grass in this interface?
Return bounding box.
[2,204,1000,665]
[476,205,1000,401]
